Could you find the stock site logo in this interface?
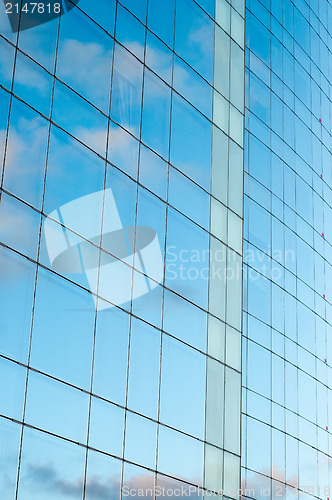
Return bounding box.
[3,0,79,32]
[44,189,164,311]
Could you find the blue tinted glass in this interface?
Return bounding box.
[173,55,212,119]
[141,69,171,160]
[85,450,121,500]
[89,397,124,457]
[174,0,214,82]
[0,192,40,260]
[13,51,53,117]
[108,122,139,179]
[116,4,145,60]
[3,98,49,209]
[124,412,157,469]
[0,247,35,363]
[18,14,58,72]
[168,166,210,229]
[76,0,116,33]
[0,89,10,176]
[0,418,21,499]
[157,424,204,485]
[25,371,89,443]
[165,208,209,310]
[145,31,173,85]
[120,0,147,22]
[127,318,161,419]
[92,306,129,406]
[18,427,86,500]
[139,145,168,200]
[160,335,206,439]
[249,13,271,64]
[0,37,15,89]
[163,289,207,351]
[30,268,95,389]
[0,356,26,420]
[147,0,175,47]
[52,81,108,157]
[57,8,113,113]
[44,126,105,213]
[170,94,212,191]
[111,43,143,138]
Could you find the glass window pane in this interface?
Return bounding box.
[30,268,95,389]
[231,7,244,46]
[139,145,168,201]
[210,197,227,243]
[213,91,229,134]
[246,416,271,475]
[18,427,86,500]
[224,367,241,454]
[223,451,240,498]
[204,443,223,493]
[145,31,173,85]
[227,211,242,254]
[0,356,26,421]
[229,105,244,147]
[77,0,116,34]
[247,340,271,399]
[120,0,147,22]
[228,140,244,216]
[44,126,105,214]
[0,417,21,499]
[163,289,207,351]
[0,193,40,260]
[160,335,206,439]
[135,186,166,280]
[170,94,212,191]
[174,0,214,82]
[168,167,210,229]
[211,125,228,204]
[111,43,143,138]
[207,314,225,362]
[89,397,124,458]
[17,13,58,71]
[116,4,145,61]
[205,357,224,448]
[108,123,139,179]
[226,325,241,371]
[25,371,89,444]
[123,462,155,499]
[214,26,230,99]
[85,449,121,500]
[173,55,212,119]
[57,7,113,113]
[157,424,204,486]
[92,306,129,406]
[127,318,160,419]
[52,81,108,156]
[0,37,15,89]
[147,0,175,47]
[226,249,242,331]
[13,51,53,117]
[0,247,35,363]
[124,412,157,469]
[165,208,209,310]
[230,42,244,112]
[208,236,226,320]
[3,98,49,209]
[141,69,171,160]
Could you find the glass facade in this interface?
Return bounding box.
[0,0,244,499]
[243,0,332,498]
[3,0,332,498]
